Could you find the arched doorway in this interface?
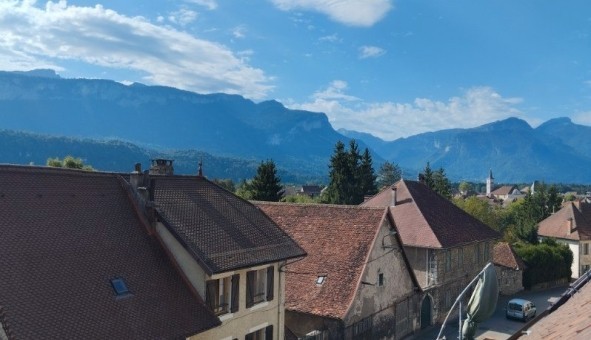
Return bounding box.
[420,295,432,329]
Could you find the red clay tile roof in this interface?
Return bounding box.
[255,202,387,319]
[491,185,518,196]
[362,180,500,248]
[152,176,306,274]
[0,165,220,339]
[538,202,591,241]
[526,276,591,339]
[493,242,526,270]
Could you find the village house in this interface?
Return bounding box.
[0,162,306,339]
[537,200,591,279]
[0,165,219,338]
[362,180,501,328]
[493,242,526,295]
[256,202,421,339]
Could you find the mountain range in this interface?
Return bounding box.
[2,70,591,184]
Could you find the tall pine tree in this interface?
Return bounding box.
[324,140,376,205]
[377,161,402,189]
[249,160,282,201]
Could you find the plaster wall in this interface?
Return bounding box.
[156,223,286,340]
[343,218,418,339]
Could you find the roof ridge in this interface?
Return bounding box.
[253,201,386,210]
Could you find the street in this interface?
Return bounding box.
[418,286,567,340]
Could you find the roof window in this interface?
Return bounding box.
[111,277,132,299]
[316,276,326,286]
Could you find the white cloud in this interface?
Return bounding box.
[185,0,218,10]
[270,0,393,27]
[168,8,198,26]
[232,25,247,39]
[359,45,385,59]
[287,83,527,140]
[319,34,341,43]
[0,1,271,99]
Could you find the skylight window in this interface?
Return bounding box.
[111,277,132,299]
[316,276,326,285]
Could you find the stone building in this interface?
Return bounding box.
[362,180,500,329]
[256,202,421,340]
[493,242,525,295]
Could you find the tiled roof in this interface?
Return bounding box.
[491,185,517,196]
[255,202,387,319]
[538,202,591,241]
[526,275,591,339]
[151,176,306,274]
[362,180,500,248]
[493,242,526,270]
[0,165,220,339]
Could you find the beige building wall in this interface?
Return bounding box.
[155,223,286,340]
[343,218,418,339]
[0,322,7,340]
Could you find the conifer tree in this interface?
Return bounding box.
[249,160,282,201]
[359,148,377,196]
[377,161,402,189]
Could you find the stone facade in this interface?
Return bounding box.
[405,240,495,326]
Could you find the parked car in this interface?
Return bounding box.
[506,298,536,321]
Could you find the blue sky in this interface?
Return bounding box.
[1,0,590,140]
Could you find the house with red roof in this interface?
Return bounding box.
[0,165,220,339]
[0,162,305,340]
[256,202,421,339]
[537,201,591,279]
[362,180,501,329]
[493,242,526,295]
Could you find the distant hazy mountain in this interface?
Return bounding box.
[0,70,380,181]
[3,70,591,184]
[341,117,591,183]
[0,129,319,183]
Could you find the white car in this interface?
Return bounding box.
[506,298,537,321]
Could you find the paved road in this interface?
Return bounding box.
[417,286,567,340]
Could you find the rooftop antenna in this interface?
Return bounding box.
[198,157,203,177]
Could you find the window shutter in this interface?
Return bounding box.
[265,325,274,340]
[205,280,217,310]
[231,274,240,313]
[266,266,274,301]
[246,270,255,308]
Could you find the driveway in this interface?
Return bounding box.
[418,286,567,339]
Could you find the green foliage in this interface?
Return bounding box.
[212,178,236,192]
[515,239,573,289]
[376,161,402,189]
[420,162,452,199]
[359,148,378,196]
[458,181,472,194]
[247,160,282,201]
[453,196,502,232]
[46,156,93,170]
[235,179,254,200]
[323,140,377,205]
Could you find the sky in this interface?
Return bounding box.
[1,0,590,141]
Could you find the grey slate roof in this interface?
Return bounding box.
[151,176,306,274]
[0,165,220,339]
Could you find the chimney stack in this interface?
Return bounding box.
[391,187,397,206]
[567,217,574,234]
[149,159,174,176]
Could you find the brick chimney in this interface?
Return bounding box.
[391,187,397,206]
[149,159,174,176]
